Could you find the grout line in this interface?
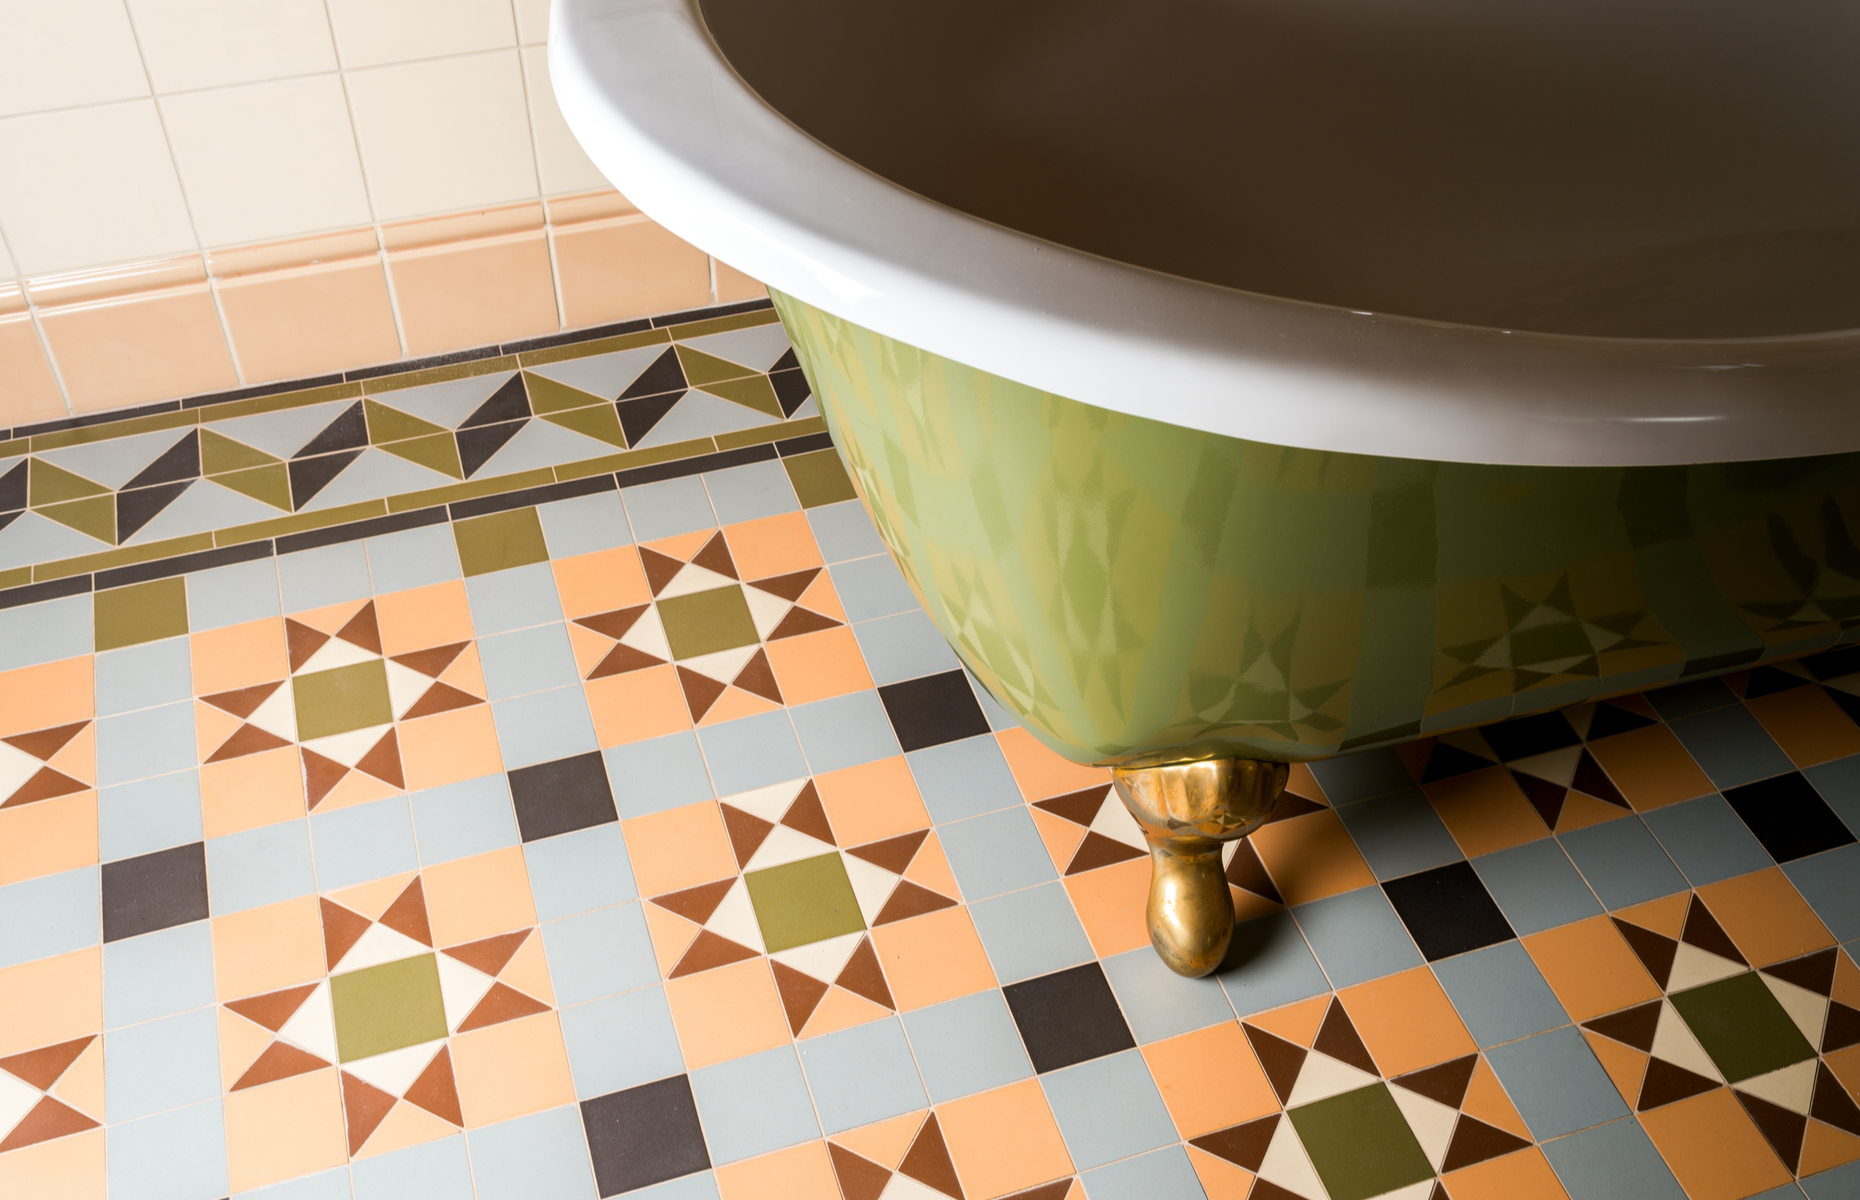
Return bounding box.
[0,220,76,419]
[512,33,570,336]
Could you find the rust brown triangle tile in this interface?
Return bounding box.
[321,899,371,971]
[1825,1001,1860,1054]
[1510,770,1566,829]
[445,929,530,977]
[679,666,727,722]
[1571,749,1629,808]
[691,531,738,580]
[342,1071,397,1155]
[206,723,292,764]
[875,881,957,925]
[1813,1063,1860,1136]
[302,747,349,810]
[781,781,834,844]
[1266,789,1326,823]
[576,605,650,642]
[588,643,665,679]
[0,1095,99,1153]
[1000,1183,1073,1200]
[2,765,90,808]
[225,984,318,1033]
[1612,919,1678,990]
[1637,1058,1719,1110]
[355,729,406,789]
[1225,837,1282,904]
[378,876,431,945]
[458,982,550,1032]
[721,803,775,869]
[232,1040,328,1090]
[768,607,841,640]
[1066,831,1145,875]
[0,1036,94,1090]
[848,830,928,875]
[1390,1055,1477,1108]
[748,568,820,602]
[401,682,481,720]
[671,930,760,978]
[830,1142,892,1200]
[1682,897,1746,964]
[1737,1089,1806,1172]
[286,619,330,672]
[403,1045,463,1125]
[1189,1113,1279,1171]
[1243,1024,1308,1105]
[1314,997,1379,1074]
[391,642,468,678]
[732,648,783,704]
[1034,786,1110,826]
[835,936,895,1009]
[640,548,685,596]
[1583,1002,1662,1053]
[1767,948,1838,998]
[771,959,830,1034]
[1439,1114,1531,1171]
[654,878,737,924]
[337,601,382,654]
[2,720,91,760]
[898,1112,964,1199]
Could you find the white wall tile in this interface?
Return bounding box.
[0,102,198,275]
[514,0,550,44]
[0,0,150,118]
[126,0,338,93]
[346,51,539,220]
[324,0,515,69]
[0,238,16,281]
[161,76,372,247]
[521,47,608,197]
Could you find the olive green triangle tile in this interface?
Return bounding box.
[673,343,757,388]
[200,428,282,475]
[364,398,448,444]
[380,432,464,480]
[700,375,783,419]
[95,576,188,651]
[28,458,109,506]
[540,403,628,449]
[213,463,293,511]
[454,506,549,577]
[39,495,115,543]
[784,448,858,508]
[524,371,608,415]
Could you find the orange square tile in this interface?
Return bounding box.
[220,1005,274,1091]
[553,547,651,619]
[422,847,538,947]
[1639,1088,1792,1200]
[190,618,287,696]
[870,906,996,1010]
[1337,966,1476,1077]
[376,580,476,657]
[0,792,97,886]
[40,282,238,411]
[201,747,305,838]
[622,801,738,897]
[1248,810,1376,906]
[995,727,1110,801]
[714,260,767,303]
[1425,767,1548,857]
[1584,725,1713,811]
[211,894,325,1002]
[1440,1145,1567,1200]
[218,256,401,385]
[399,704,504,791]
[552,214,712,328]
[52,1037,103,1123]
[587,665,692,747]
[938,1078,1074,1199]
[797,572,847,625]
[1522,915,1661,1022]
[726,512,824,580]
[223,1068,347,1193]
[664,957,792,1069]
[388,231,559,357]
[815,757,931,847]
[1187,1144,1256,1200]
[452,1011,576,1127]
[716,1141,839,1200]
[1141,1023,1279,1137]
[0,948,99,1057]
[1031,807,1087,876]
[0,1125,104,1200]
[1697,868,1835,966]
[766,626,873,706]
[0,657,92,737]
[1284,762,1328,805]
[1063,857,1151,958]
[1746,685,1860,768]
[0,310,65,426]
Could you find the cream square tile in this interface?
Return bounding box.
[325,0,514,69]
[346,51,539,220]
[514,0,549,44]
[0,102,196,275]
[521,46,608,197]
[125,0,338,92]
[161,75,372,247]
[0,0,149,118]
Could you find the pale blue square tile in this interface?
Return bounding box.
[697,710,807,795]
[1103,946,1236,1043]
[559,986,685,1099]
[493,686,598,769]
[525,824,637,921]
[1643,794,1774,886]
[789,690,899,774]
[705,460,799,524]
[480,623,580,699]
[1559,817,1688,909]
[622,475,716,542]
[352,1133,474,1200]
[279,541,372,612]
[806,501,884,563]
[98,701,196,786]
[105,921,216,1028]
[468,1106,599,1200]
[1541,1118,1687,1200]
[1294,885,1423,989]
[411,774,520,865]
[626,1174,720,1200]
[366,523,462,594]
[0,593,92,671]
[108,1099,229,1200]
[829,555,918,621]
[541,902,658,1005]
[1432,941,1568,1048]
[1487,1026,1629,1140]
[96,637,193,715]
[1083,1145,1206,1200]
[970,883,1094,983]
[238,1164,352,1199]
[1807,755,1860,833]
[0,866,100,968]
[208,820,314,913]
[1669,706,1795,790]
[941,807,1056,900]
[902,991,1034,1103]
[1786,844,1860,941]
[908,736,1024,822]
[797,1016,928,1134]
[106,1007,221,1122]
[186,557,280,631]
[608,732,716,818]
[466,562,565,635]
[1221,910,1331,1018]
[538,489,631,557]
[101,770,203,861]
[690,1045,821,1163]
[1334,787,1464,879]
[854,610,961,686]
[1472,838,1604,936]
[311,796,418,891]
[1803,1160,1860,1200]
[1308,747,1413,805]
[1041,1050,1177,1171]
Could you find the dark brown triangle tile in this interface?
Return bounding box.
[1035,786,1110,826]
[403,1045,463,1125]
[1189,1113,1280,1171]
[1243,1025,1307,1105]
[829,1143,892,1200]
[1737,1089,1807,1173]
[1429,1183,1450,1200]
[1314,997,1379,1074]
[391,642,468,677]
[232,1040,328,1090]
[378,877,432,946]
[691,531,738,580]
[1440,1114,1531,1172]
[0,1096,99,1153]
[875,881,957,925]
[2,766,91,808]
[653,879,736,924]
[303,748,349,811]
[321,899,371,971]
[1391,1055,1477,1108]
[670,930,759,978]
[0,1036,94,1091]
[1813,1063,1860,1136]
[337,601,382,654]
[1683,897,1747,964]
[1225,837,1282,903]
[769,606,841,640]
[835,936,895,1009]
[640,548,685,596]
[849,830,928,875]
[286,619,330,672]
[355,728,406,789]
[1826,1001,1860,1054]
[457,982,550,1032]
[202,681,281,720]
[678,667,726,722]
[588,643,665,679]
[732,648,783,704]
[1510,770,1566,828]
[225,984,318,1034]
[781,781,834,844]
[205,723,292,764]
[2,720,90,760]
[576,605,650,641]
[1571,749,1630,808]
[898,1113,965,1199]
[720,804,775,869]
[1584,1001,1662,1053]
[1066,831,1146,875]
[1637,1058,1719,1110]
[1266,789,1326,823]
[400,682,482,720]
[1767,949,1839,998]
[771,960,830,1034]
[1251,1176,1312,1200]
[341,1071,397,1155]
[749,568,820,602]
[1612,919,1679,990]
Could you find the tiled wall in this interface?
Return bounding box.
[0,0,762,425]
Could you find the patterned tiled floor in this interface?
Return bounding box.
[3,313,1860,1200]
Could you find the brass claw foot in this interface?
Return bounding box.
[1111,758,1289,977]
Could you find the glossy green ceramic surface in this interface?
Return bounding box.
[772,291,1860,767]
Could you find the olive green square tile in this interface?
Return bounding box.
[745,852,865,953]
[1287,1084,1434,1200]
[657,586,760,660]
[95,576,189,651]
[1670,972,1816,1083]
[454,506,549,576]
[331,953,448,1063]
[294,659,393,740]
[784,448,858,508]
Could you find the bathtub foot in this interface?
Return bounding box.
[1111,757,1288,977]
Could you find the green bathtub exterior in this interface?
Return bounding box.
[771,290,1860,768]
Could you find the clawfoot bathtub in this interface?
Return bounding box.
[554,0,1860,974]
